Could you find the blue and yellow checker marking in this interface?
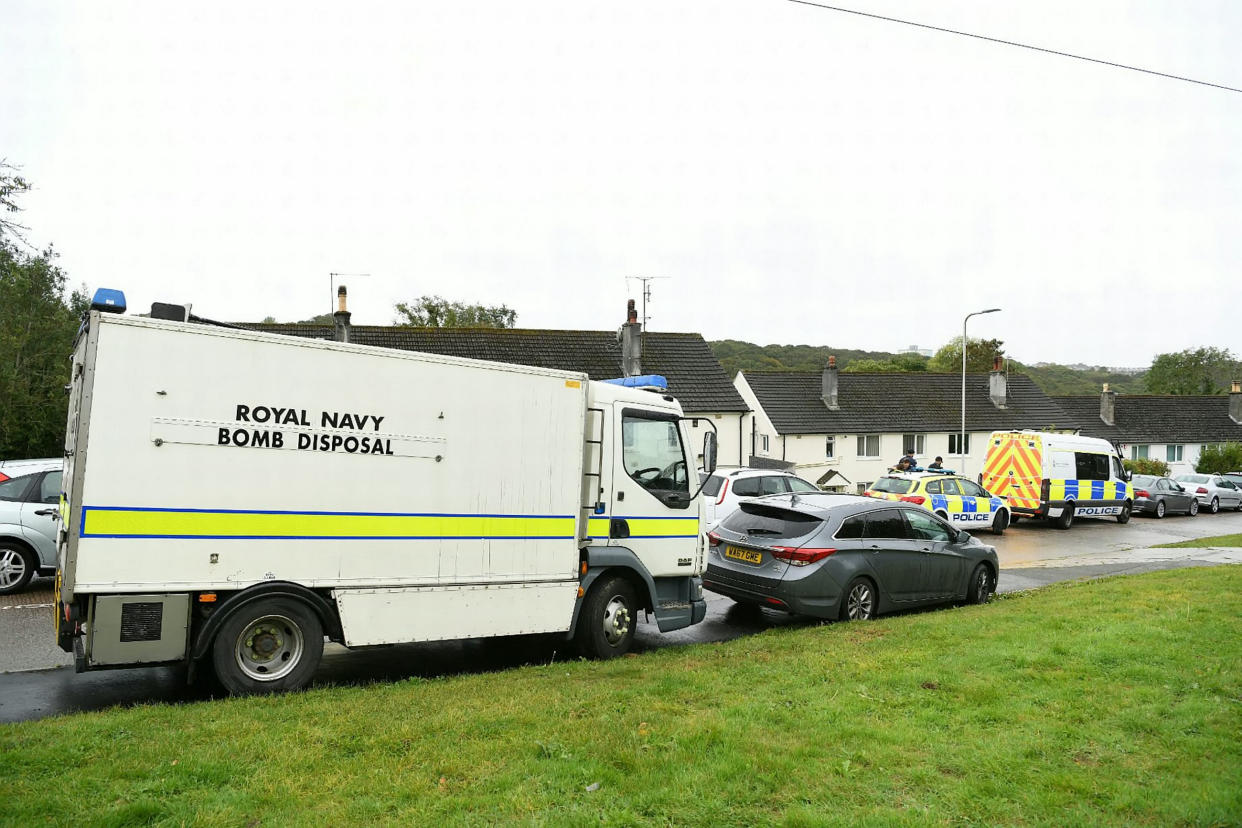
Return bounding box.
[1047,480,1129,502]
[586,515,700,540]
[80,506,577,540]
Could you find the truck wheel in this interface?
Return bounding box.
[211,598,324,695]
[1054,504,1074,530]
[0,544,35,595]
[575,575,637,659]
[1117,502,1132,524]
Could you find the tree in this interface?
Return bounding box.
[1145,348,1239,395]
[0,242,88,458]
[928,336,1006,373]
[843,353,929,373]
[1124,457,1170,477]
[1,159,32,243]
[1196,443,1242,474]
[393,296,517,328]
[297,313,334,324]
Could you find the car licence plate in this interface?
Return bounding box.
[724,546,763,565]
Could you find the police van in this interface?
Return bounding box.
[865,470,1010,535]
[981,431,1131,529]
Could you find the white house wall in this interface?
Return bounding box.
[684,410,749,468]
[772,431,993,492]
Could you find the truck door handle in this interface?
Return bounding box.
[35,508,59,518]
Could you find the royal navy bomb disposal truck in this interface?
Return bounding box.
[55,294,716,694]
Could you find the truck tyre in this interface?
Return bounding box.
[1054,504,1074,530]
[1117,502,1132,524]
[575,574,637,659]
[211,597,324,695]
[0,543,35,595]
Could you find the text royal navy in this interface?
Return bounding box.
[216,404,395,455]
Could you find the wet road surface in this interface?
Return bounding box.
[3,510,1240,723]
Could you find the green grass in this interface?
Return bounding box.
[1155,533,1242,549]
[4,568,1242,826]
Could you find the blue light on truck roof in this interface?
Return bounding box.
[602,375,668,390]
[90,288,127,314]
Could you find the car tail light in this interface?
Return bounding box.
[900,495,926,505]
[706,531,723,548]
[1135,489,1149,499]
[770,546,836,566]
[0,472,8,483]
[716,479,730,505]
[1196,487,1208,494]
[862,490,873,497]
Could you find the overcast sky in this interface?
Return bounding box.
[4,1,1239,368]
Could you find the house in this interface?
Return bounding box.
[734,357,1073,491]
[1053,383,1242,475]
[240,295,751,465]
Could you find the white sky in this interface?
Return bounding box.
[3,1,1239,367]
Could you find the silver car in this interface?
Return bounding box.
[0,459,62,594]
[1173,473,1242,514]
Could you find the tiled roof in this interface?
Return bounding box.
[1053,395,1242,443]
[236,324,749,414]
[743,371,1073,434]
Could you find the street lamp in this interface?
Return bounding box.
[961,308,1001,475]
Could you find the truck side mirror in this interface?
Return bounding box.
[703,432,717,474]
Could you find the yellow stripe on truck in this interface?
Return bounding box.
[81,507,577,540]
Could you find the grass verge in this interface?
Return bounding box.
[4,567,1241,826]
[1155,533,1242,548]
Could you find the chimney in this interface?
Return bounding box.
[1230,380,1241,424]
[333,285,351,344]
[821,355,839,410]
[1100,382,1116,426]
[988,355,1007,408]
[621,299,642,377]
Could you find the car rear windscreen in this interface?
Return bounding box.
[870,477,913,494]
[722,503,823,541]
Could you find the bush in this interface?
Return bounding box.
[1124,457,1170,477]
[1196,442,1242,474]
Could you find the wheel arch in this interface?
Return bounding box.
[189,581,340,662]
[568,546,657,637]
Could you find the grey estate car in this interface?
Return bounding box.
[704,494,999,620]
[0,459,62,594]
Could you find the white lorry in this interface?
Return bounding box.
[55,295,716,694]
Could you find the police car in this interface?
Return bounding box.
[864,469,1010,535]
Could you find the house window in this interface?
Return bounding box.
[948,433,971,455]
[902,434,925,455]
[856,482,871,495]
[825,437,835,459]
[759,434,769,454]
[1131,445,1149,460]
[1166,445,1184,462]
[856,435,880,457]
